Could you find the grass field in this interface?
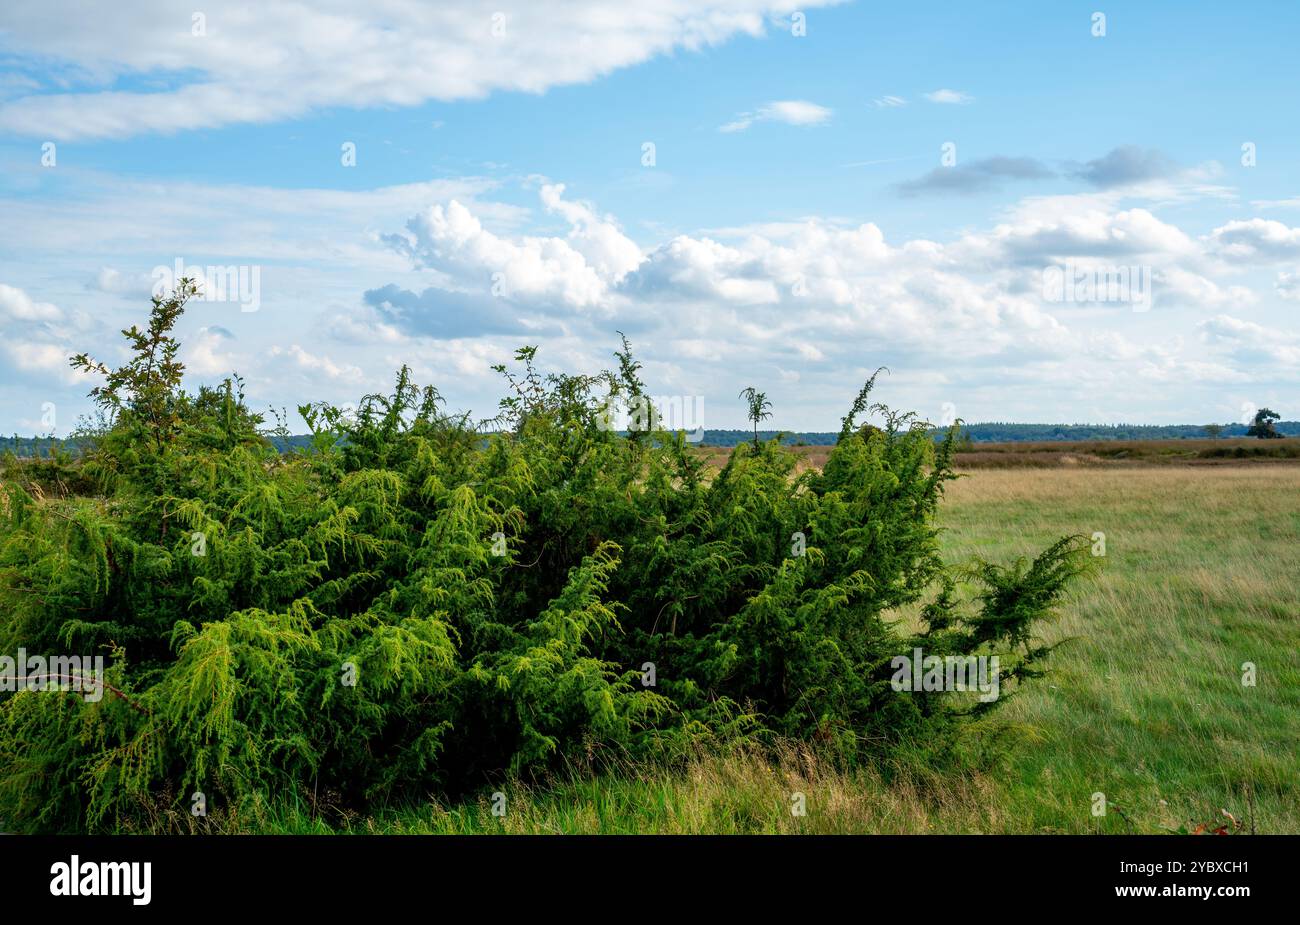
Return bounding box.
[930,467,1300,833]
[250,464,1298,834]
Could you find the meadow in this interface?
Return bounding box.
[260,462,1299,834]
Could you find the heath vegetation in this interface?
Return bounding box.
[0,285,1096,833]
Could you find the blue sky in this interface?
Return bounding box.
[1,0,1298,434]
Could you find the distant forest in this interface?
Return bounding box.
[4,421,1298,457]
[696,421,1300,446]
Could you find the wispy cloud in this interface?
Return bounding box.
[1069,145,1177,188]
[923,88,973,104]
[871,95,907,108]
[1251,196,1300,210]
[0,0,843,140]
[842,153,928,169]
[896,156,1053,196]
[718,116,756,133]
[720,100,832,132]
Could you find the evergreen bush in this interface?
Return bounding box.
[0,286,1088,832]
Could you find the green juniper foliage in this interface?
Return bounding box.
[0,289,1089,832]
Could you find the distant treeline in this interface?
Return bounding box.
[700,422,1300,446]
[1,436,79,458]
[4,421,1298,457]
[702,430,840,446]
[944,421,1300,443]
[0,434,317,458]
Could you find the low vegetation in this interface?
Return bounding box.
[0,286,1087,833]
[952,437,1300,468]
[273,467,1297,835]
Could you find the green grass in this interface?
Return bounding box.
[241,466,1300,834]
[931,467,1300,834]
